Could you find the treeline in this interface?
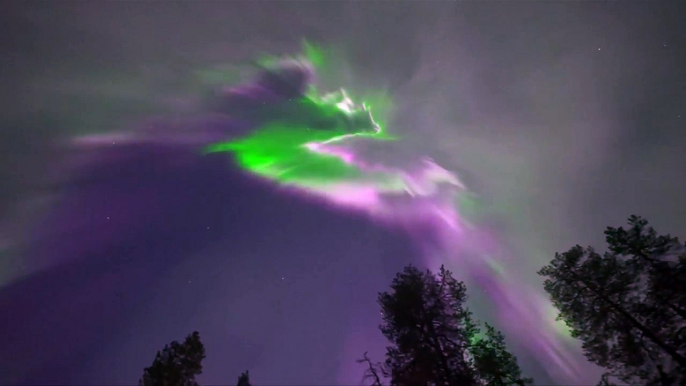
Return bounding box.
[138,216,685,386]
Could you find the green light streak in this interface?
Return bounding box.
[546,304,576,342]
[485,256,506,277]
[302,39,325,69]
[204,89,395,188]
[203,41,402,196]
[206,122,360,184]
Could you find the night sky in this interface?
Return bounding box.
[1,2,686,385]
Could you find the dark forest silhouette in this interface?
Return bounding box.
[140,216,685,386]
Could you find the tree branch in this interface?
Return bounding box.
[357,352,383,386]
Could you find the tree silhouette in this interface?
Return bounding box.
[470,323,533,386]
[236,370,251,386]
[139,331,206,386]
[357,352,383,386]
[539,216,686,385]
[369,265,531,386]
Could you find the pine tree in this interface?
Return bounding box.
[236,370,251,386]
[373,265,531,386]
[605,216,686,336]
[538,216,686,385]
[139,331,206,386]
[378,265,477,385]
[469,323,533,386]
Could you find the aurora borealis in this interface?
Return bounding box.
[1,2,686,385]
[200,50,583,381]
